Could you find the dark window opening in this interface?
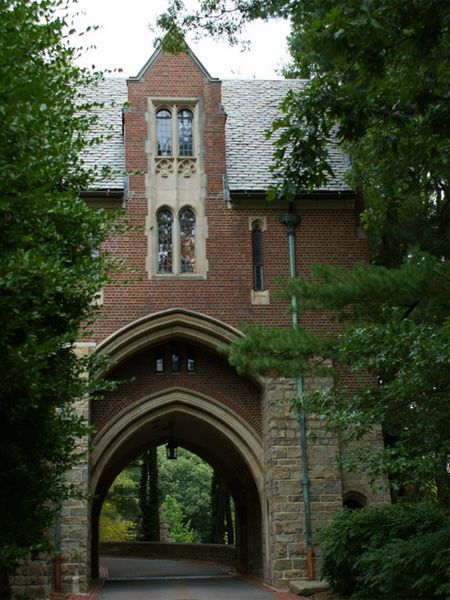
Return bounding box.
[171,347,181,373]
[252,223,264,291]
[187,346,196,372]
[155,348,165,373]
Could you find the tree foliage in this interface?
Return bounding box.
[320,502,450,599]
[158,447,213,543]
[156,0,450,506]
[0,0,117,567]
[160,495,194,543]
[99,500,135,542]
[100,448,213,544]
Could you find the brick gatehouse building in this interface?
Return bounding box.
[11,46,388,599]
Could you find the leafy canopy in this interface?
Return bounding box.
[0,0,119,565]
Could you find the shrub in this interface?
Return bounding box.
[319,501,449,598]
[355,525,450,599]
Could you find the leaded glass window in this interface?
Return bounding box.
[156,109,172,156]
[178,109,193,156]
[179,208,196,273]
[157,209,173,273]
[252,222,264,291]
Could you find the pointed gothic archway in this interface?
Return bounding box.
[90,309,269,581]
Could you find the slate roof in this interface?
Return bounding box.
[221,79,351,192]
[80,77,127,190]
[83,77,351,193]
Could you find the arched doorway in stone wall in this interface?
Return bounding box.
[89,310,268,582]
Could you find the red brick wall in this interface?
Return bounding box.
[88,51,369,434]
[91,344,261,436]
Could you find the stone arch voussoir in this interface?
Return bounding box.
[90,386,264,495]
[94,308,263,385]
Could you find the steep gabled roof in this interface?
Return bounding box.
[82,77,352,194]
[221,79,351,193]
[81,77,127,191]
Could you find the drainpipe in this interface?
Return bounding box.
[53,407,63,595]
[53,496,62,594]
[279,206,315,581]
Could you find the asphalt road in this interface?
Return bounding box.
[97,557,293,600]
[97,577,286,600]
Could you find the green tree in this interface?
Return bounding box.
[105,462,141,522]
[156,0,450,506]
[99,500,135,542]
[0,0,117,574]
[158,447,213,543]
[161,495,194,543]
[100,467,141,540]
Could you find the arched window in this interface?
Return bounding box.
[157,209,173,273]
[179,208,196,273]
[252,221,264,291]
[156,109,172,156]
[178,109,193,156]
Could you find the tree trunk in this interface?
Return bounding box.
[211,472,233,544]
[435,460,450,511]
[139,448,160,541]
[225,497,234,544]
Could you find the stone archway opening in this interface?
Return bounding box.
[90,389,265,580]
[89,311,268,582]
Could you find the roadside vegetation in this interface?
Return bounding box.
[0,0,119,583]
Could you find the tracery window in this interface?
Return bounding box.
[157,208,173,273]
[179,208,196,273]
[156,109,172,156]
[178,109,193,156]
[150,99,205,279]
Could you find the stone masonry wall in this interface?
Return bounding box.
[262,373,387,589]
[9,553,51,600]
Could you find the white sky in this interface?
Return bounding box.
[70,0,291,79]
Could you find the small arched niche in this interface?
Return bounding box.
[343,490,367,510]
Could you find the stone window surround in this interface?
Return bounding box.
[146,96,208,280]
